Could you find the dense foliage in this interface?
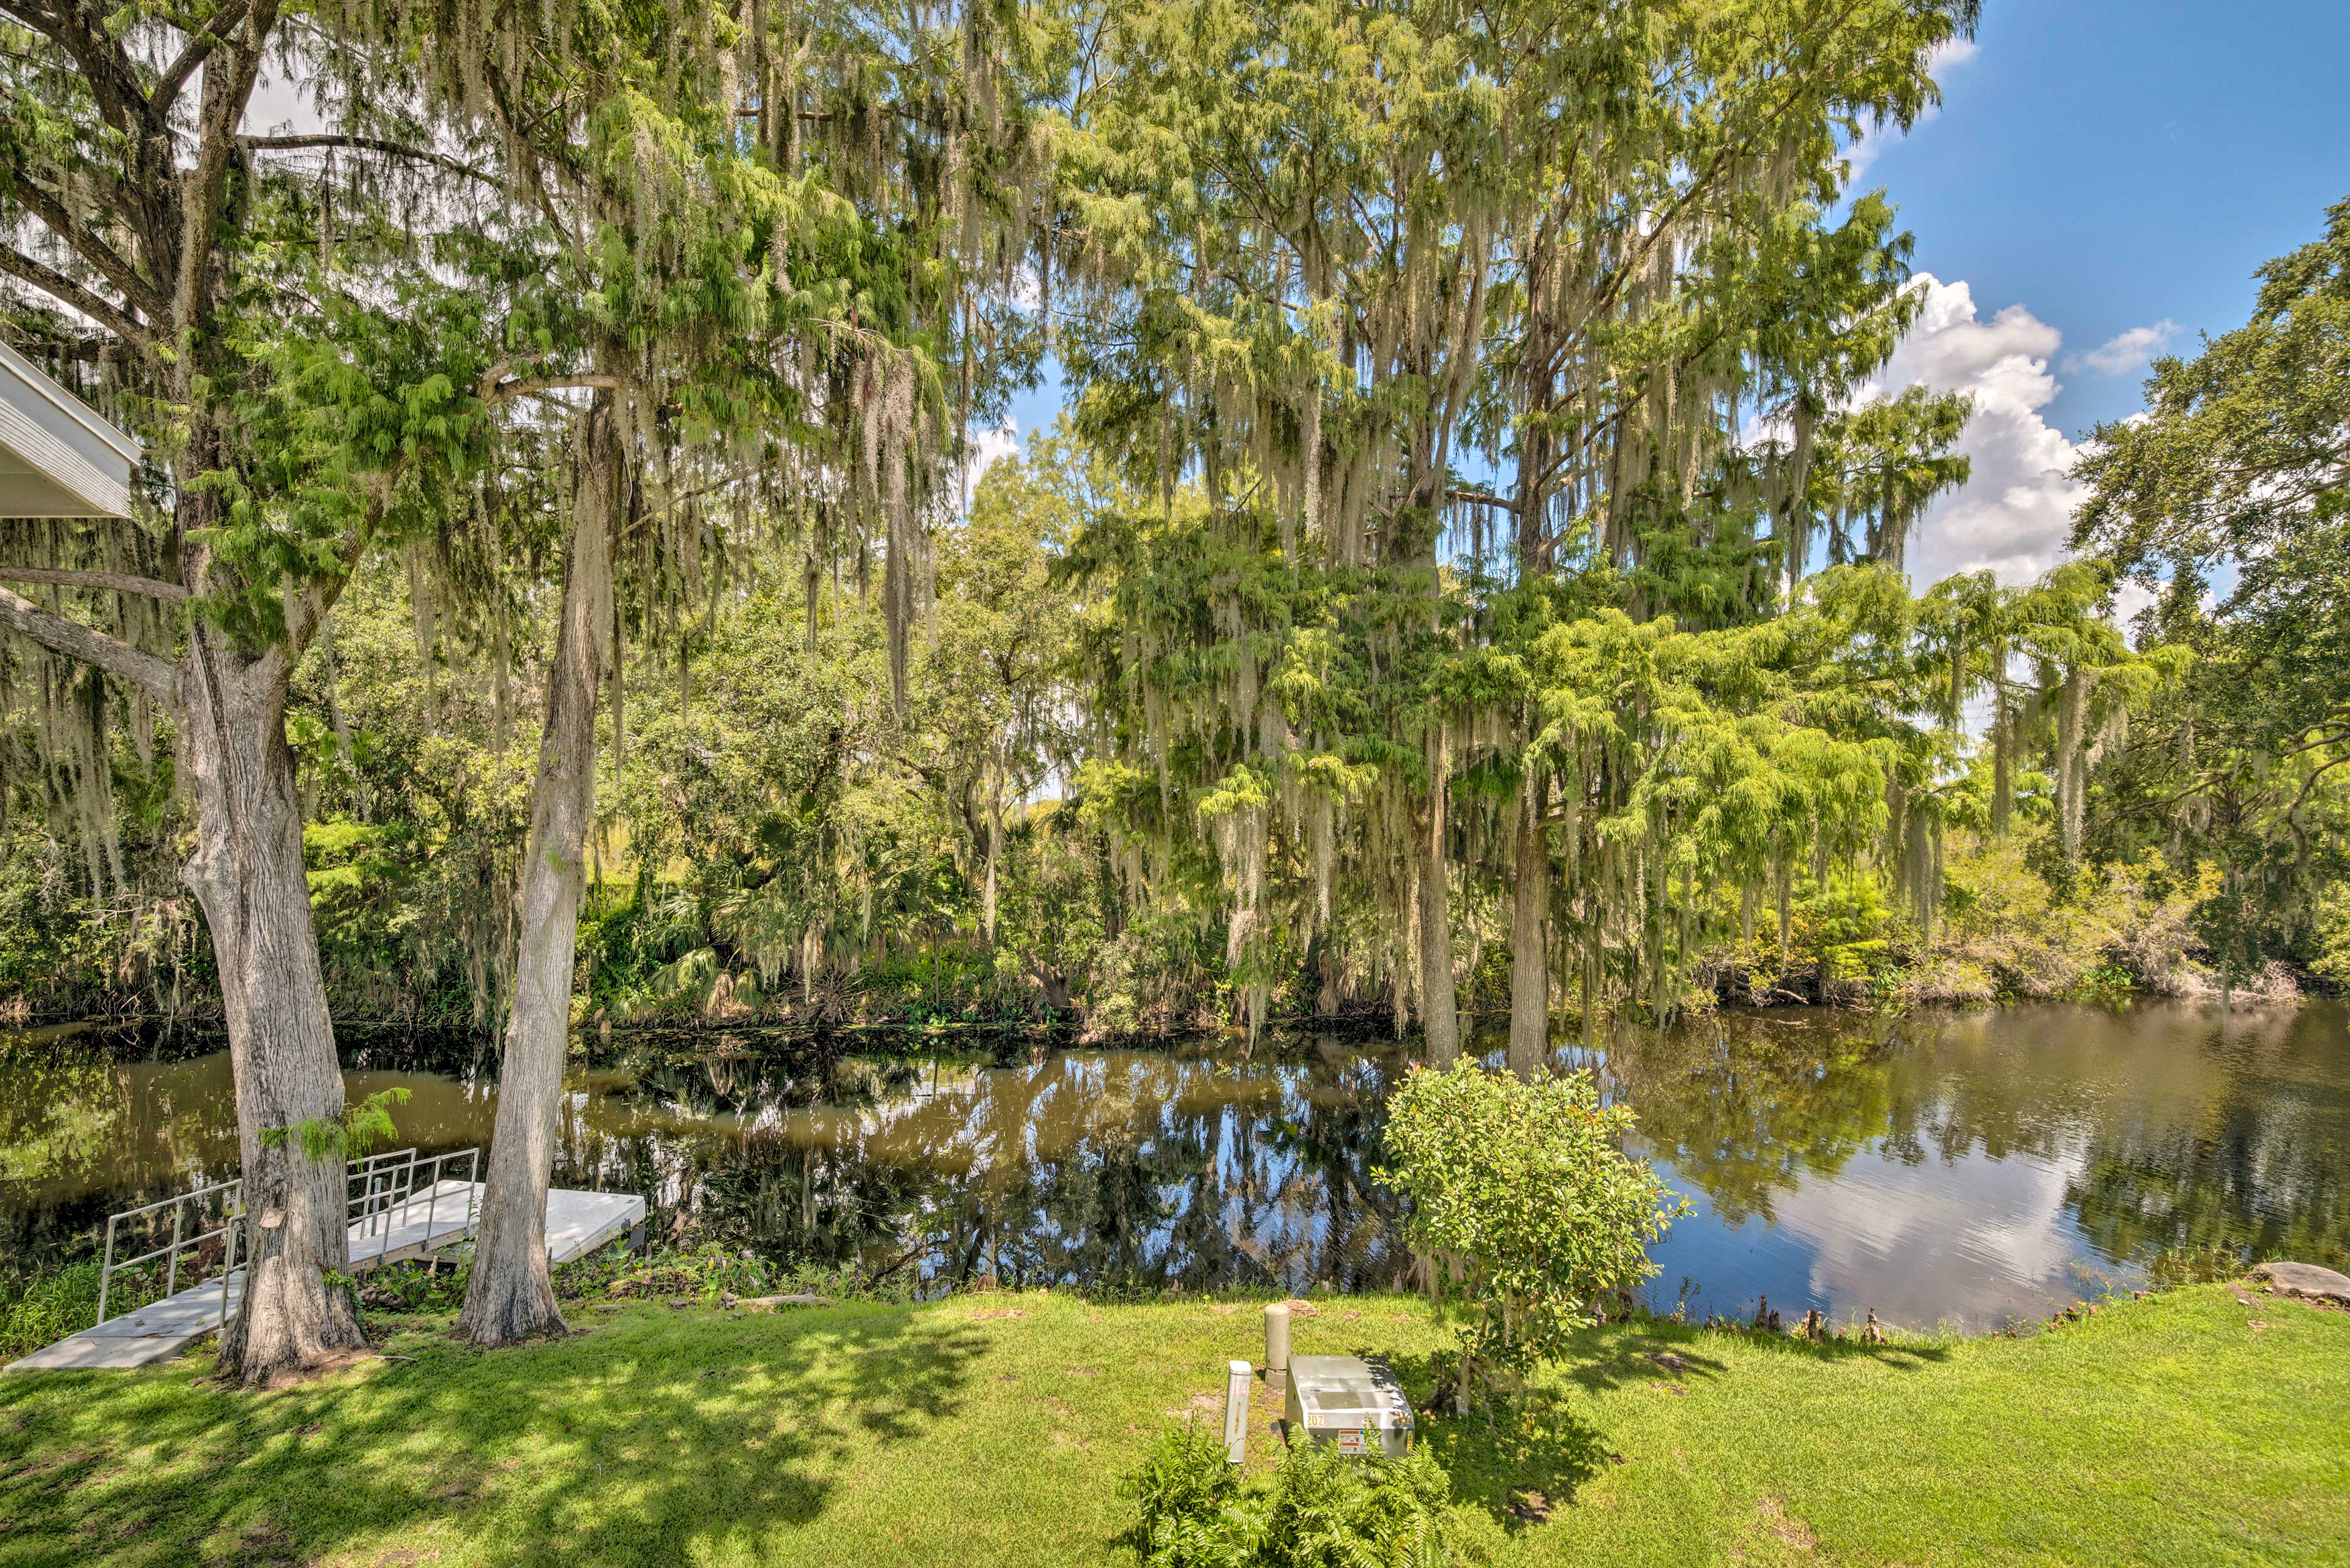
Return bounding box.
[0,1,2341,1051]
[2075,199,2350,987]
[1123,1423,1457,1568]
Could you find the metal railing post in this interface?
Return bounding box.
[422,1153,441,1257]
[165,1202,183,1297]
[97,1211,118,1326]
[390,1146,417,1261]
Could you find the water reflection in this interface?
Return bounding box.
[3,1002,2344,1329]
[1582,1002,2350,1327]
[557,1039,1411,1296]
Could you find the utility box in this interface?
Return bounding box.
[1283,1355,1414,1458]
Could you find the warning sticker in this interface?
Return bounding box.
[1335,1429,1369,1456]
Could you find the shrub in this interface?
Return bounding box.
[1380,1059,1685,1414]
[1123,1426,1253,1568]
[1121,1425,1455,1568]
[1256,1441,1452,1568]
[1928,836,2247,1001]
[0,1261,100,1358]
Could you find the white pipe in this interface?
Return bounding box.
[1223,1360,1251,1465]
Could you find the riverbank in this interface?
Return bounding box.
[0,1281,2340,1566]
[9,1002,2348,1338]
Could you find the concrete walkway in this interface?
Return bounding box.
[6,1183,645,1373]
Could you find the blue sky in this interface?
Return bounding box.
[1866,1,2350,438]
[1001,3,2350,589]
[1838,1,2350,586]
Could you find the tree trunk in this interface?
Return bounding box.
[460,398,618,1346]
[1417,733,1460,1064]
[1991,671,2013,837]
[181,622,364,1383]
[982,747,1002,945]
[1507,772,1549,1080]
[2056,666,2091,861]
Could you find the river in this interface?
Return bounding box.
[3,1000,2344,1331]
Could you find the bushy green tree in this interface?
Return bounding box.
[1379,1058,1684,1413]
[2074,197,2350,977]
[0,0,508,1380]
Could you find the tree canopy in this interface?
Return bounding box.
[1,1,2344,1382]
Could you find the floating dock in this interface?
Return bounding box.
[6,1182,644,1373]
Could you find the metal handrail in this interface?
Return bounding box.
[97,1177,242,1327]
[347,1147,482,1267]
[94,1146,485,1329]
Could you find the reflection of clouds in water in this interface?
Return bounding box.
[1646,1140,2113,1329]
[9,1001,2344,1312]
[1769,1141,2099,1327]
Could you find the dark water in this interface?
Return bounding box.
[3,1001,2344,1330]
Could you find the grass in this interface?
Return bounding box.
[0,1262,101,1361]
[0,1282,2343,1566]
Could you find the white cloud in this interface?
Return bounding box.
[1863,275,2086,588]
[2072,319,2181,377]
[2111,577,2158,630]
[1845,39,1980,180]
[960,417,1020,510]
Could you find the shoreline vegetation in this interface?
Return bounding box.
[1,1269,2342,1565]
[1,827,2319,1040]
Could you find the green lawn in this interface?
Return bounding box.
[0,1283,2342,1566]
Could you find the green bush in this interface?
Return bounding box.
[1121,1425,1456,1568]
[1380,1058,1685,1414]
[1257,1442,1452,1568]
[1124,1426,1251,1567]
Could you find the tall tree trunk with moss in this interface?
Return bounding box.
[982,745,1004,945]
[1507,771,1550,1078]
[6,426,384,1384]
[2056,665,2092,862]
[1417,730,1460,1063]
[460,397,619,1345]
[1990,640,2015,837]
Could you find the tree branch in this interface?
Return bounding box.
[6,176,170,323]
[154,0,251,114]
[0,586,177,696]
[0,244,152,354]
[238,133,496,188]
[2288,752,2350,818]
[9,0,157,141]
[0,567,187,602]
[482,373,621,405]
[1447,487,1520,513]
[174,1,280,339]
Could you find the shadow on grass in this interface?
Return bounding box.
[1367,1316,1954,1532]
[0,1301,990,1567]
[1359,1345,1611,1525]
[1559,1316,1952,1396]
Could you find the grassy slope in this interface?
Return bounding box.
[0,1285,2342,1567]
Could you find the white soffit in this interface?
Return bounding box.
[0,338,140,520]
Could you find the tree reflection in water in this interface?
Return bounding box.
[4,1004,2346,1316]
[1576,1001,2350,1303]
[541,1034,1414,1296]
